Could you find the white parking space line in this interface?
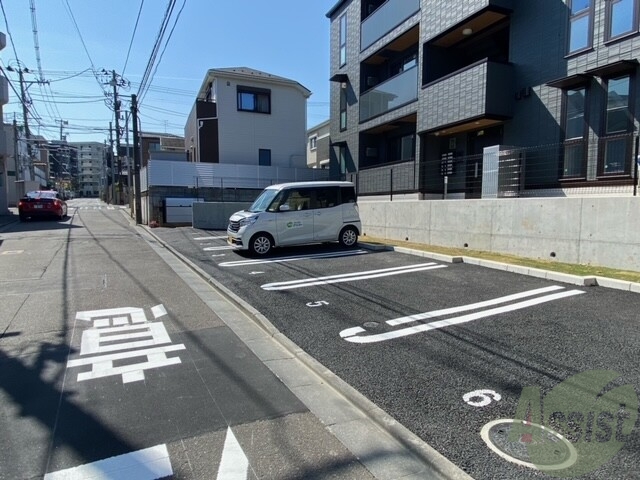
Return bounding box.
[387,285,566,326]
[204,246,234,251]
[220,249,368,267]
[216,427,249,480]
[340,288,585,343]
[261,263,447,291]
[44,444,173,480]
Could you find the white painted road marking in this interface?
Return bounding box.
[464,389,502,407]
[204,246,234,251]
[68,306,186,384]
[67,344,186,383]
[44,444,173,480]
[0,250,24,255]
[340,288,585,343]
[261,263,447,291]
[219,249,368,267]
[217,427,249,480]
[387,286,565,326]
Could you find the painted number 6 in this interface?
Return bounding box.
[463,389,502,407]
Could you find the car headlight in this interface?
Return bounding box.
[239,216,258,227]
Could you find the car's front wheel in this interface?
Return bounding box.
[249,233,273,256]
[339,226,358,247]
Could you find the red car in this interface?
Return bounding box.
[18,191,68,222]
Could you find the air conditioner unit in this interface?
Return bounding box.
[366,76,378,87]
[365,147,378,157]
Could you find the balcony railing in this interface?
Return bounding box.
[422,59,513,131]
[361,0,419,51]
[360,66,418,123]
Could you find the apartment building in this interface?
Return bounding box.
[307,119,331,168]
[327,0,640,198]
[70,142,105,198]
[185,67,311,168]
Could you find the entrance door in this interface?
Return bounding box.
[466,127,503,199]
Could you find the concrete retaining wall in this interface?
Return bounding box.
[358,197,640,271]
[193,202,252,230]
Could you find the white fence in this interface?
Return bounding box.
[141,160,330,191]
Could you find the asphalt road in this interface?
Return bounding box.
[150,226,640,480]
[0,201,383,480]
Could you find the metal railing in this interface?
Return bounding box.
[348,134,639,199]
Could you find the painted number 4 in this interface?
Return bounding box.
[463,389,502,407]
[306,300,329,308]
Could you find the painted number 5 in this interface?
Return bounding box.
[306,300,329,308]
[463,389,502,407]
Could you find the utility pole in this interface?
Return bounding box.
[131,94,142,224]
[59,119,68,141]
[16,68,33,181]
[13,117,20,182]
[109,121,115,204]
[111,70,122,204]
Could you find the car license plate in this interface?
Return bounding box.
[34,205,43,209]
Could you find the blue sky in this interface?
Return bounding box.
[1,0,337,143]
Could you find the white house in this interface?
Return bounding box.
[185,67,311,168]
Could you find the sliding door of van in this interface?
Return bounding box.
[274,187,314,246]
[313,186,341,241]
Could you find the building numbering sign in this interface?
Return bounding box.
[66,305,186,384]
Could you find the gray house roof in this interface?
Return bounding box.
[196,67,311,100]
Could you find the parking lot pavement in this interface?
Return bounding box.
[140,225,472,480]
[146,226,640,480]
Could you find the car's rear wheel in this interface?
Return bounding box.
[249,233,273,256]
[339,226,358,247]
[19,213,26,222]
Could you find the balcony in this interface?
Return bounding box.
[360,66,418,123]
[361,0,419,51]
[422,59,513,133]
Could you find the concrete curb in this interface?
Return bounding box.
[370,244,639,292]
[140,227,473,480]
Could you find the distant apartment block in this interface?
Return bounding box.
[70,142,105,197]
[327,0,640,198]
[307,119,331,169]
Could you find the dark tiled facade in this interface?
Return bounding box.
[327,0,640,196]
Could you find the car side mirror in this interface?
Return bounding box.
[279,204,290,212]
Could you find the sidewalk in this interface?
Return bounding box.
[0,208,18,230]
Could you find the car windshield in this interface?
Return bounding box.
[27,191,57,200]
[248,188,279,213]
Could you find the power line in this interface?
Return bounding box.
[141,0,186,104]
[61,0,109,98]
[137,0,176,101]
[122,0,145,77]
[0,0,20,61]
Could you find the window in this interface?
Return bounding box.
[606,76,631,134]
[237,86,271,114]
[340,84,347,131]
[309,136,317,150]
[568,0,593,54]
[565,87,587,140]
[316,187,338,208]
[602,75,633,174]
[562,87,587,177]
[339,14,347,67]
[606,0,638,40]
[258,149,271,166]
